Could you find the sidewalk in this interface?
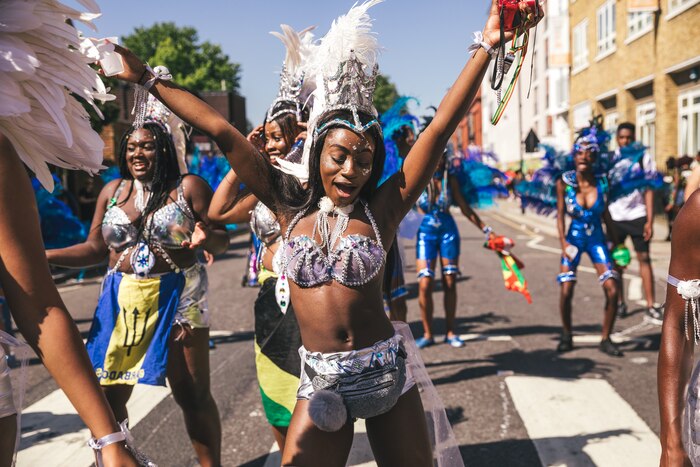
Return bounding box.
[484,198,671,285]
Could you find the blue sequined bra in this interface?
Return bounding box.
[281,200,386,287]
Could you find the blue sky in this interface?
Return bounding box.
[92,1,490,123]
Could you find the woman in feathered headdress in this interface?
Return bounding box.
[0,0,152,465]
[207,23,315,452]
[46,93,229,465]
[108,1,542,464]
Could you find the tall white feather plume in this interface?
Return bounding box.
[277,0,383,182]
[0,0,111,192]
[270,24,316,78]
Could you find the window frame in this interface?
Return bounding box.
[572,19,589,74]
[596,0,617,60]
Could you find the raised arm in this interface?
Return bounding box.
[659,191,700,467]
[0,134,136,466]
[376,0,543,228]
[208,169,259,225]
[46,180,117,268]
[110,44,276,208]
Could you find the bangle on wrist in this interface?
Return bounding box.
[482,225,493,236]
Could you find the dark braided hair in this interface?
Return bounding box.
[116,122,181,242]
[263,101,310,153]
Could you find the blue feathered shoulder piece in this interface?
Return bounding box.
[188,146,232,190]
[378,96,420,184]
[450,145,508,209]
[607,142,664,200]
[32,175,86,249]
[516,144,574,215]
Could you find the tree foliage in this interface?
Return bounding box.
[122,22,241,92]
[373,73,399,115]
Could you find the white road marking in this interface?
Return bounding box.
[17,384,171,467]
[505,376,660,467]
[627,276,643,302]
[262,419,377,467]
[459,333,513,342]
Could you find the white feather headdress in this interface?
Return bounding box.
[265,24,316,123]
[0,0,114,192]
[276,0,383,182]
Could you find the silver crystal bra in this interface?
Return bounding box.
[281,200,386,287]
[250,201,281,245]
[102,179,195,251]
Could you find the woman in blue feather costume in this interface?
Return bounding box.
[517,118,663,356]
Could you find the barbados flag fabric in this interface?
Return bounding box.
[87,271,185,386]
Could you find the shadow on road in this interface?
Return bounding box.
[459,428,634,467]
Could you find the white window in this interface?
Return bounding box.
[627,12,653,40]
[637,102,656,158]
[572,20,589,73]
[669,0,700,17]
[596,0,616,57]
[573,101,592,129]
[605,112,620,150]
[679,87,700,157]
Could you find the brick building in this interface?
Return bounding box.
[569,0,700,163]
[449,88,483,152]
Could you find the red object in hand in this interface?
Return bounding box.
[486,235,515,253]
[499,0,537,31]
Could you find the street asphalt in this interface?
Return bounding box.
[9,199,670,466]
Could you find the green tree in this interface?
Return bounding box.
[122,22,241,92]
[373,73,399,115]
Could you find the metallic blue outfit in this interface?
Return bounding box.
[558,171,616,284]
[416,169,460,278]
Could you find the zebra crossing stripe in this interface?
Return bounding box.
[505,376,660,467]
[16,384,170,466]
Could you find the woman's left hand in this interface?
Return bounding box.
[482,0,544,48]
[107,43,148,84]
[295,121,308,143]
[182,221,210,249]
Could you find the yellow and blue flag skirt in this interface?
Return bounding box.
[87,271,185,386]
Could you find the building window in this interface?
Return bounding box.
[546,116,554,136]
[637,102,656,158]
[679,87,700,157]
[573,101,592,130]
[627,11,653,40]
[605,112,620,150]
[572,20,588,73]
[669,0,700,17]
[596,0,616,57]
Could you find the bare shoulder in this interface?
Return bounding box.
[100,178,123,198]
[181,173,213,195]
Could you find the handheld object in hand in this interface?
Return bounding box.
[499,0,538,31]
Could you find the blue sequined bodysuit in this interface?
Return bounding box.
[416,168,460,269]
[560,171,613,273]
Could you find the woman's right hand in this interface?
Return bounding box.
[106,43,148,84]
[247,124,265,152]
[99,443,139,467]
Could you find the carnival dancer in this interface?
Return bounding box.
[46,94,228,466]
[555,124,622,356]
[0,0,161,464]
[658,190,700,466]
[208,24,314,451]
[414,145,499,349]
[608,123,663,322]
[108,1,543,464]
[378,97,421,322]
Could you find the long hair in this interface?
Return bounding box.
[116,122,181,241]
[271,109,386,219]
[263,101,310,154]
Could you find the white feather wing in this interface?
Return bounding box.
[0,0,110,191]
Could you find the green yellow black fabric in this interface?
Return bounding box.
[253,277,302,427]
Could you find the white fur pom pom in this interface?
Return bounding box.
[308,389,347,432]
